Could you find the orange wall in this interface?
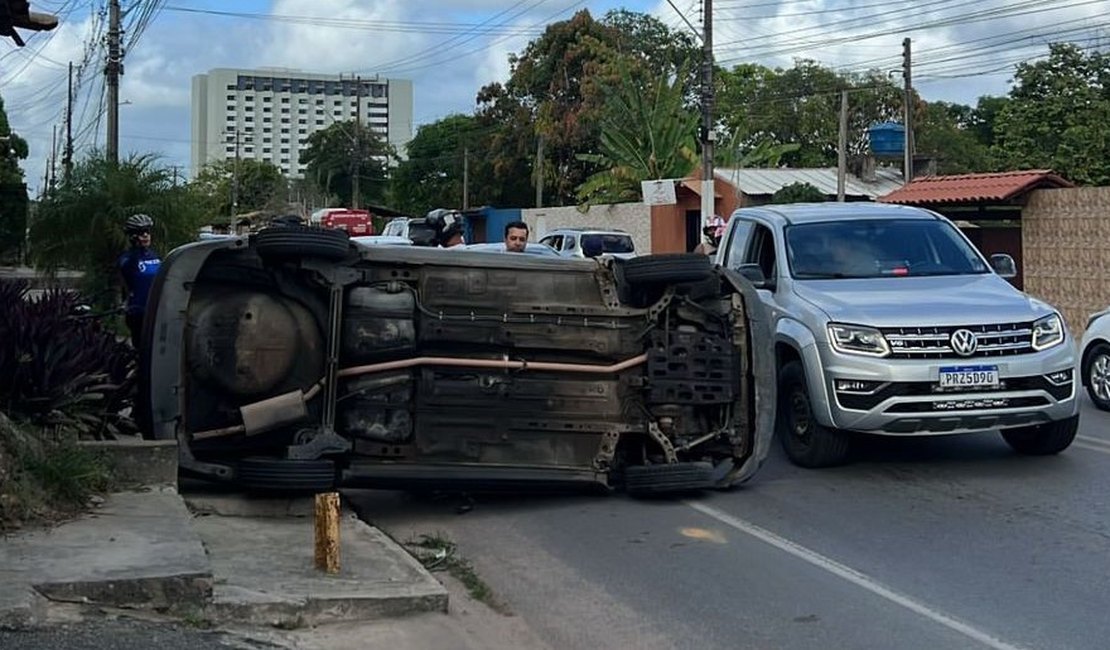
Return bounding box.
[650,172,741,253]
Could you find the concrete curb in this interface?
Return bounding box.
[0,588,48,630]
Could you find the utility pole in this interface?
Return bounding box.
[106,0,122,163]
[351,75,361,210]
[700,0,715,236]
[462,147,469,210]
[48,125,57,191]
[837,89,848,202]
[902,37,914,183]
[231,129,240,219]
[63,61,73,181]
[535,135,544,208]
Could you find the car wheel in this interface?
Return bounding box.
[254,225,351,261]
[236,457,337,493]
[1084,342,1110,411]
[624,461,715,497]
[777,360,851,468]
[1001,415,1079,455]
[621,253,713,286]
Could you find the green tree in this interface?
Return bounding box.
[30,152,206,306]
[914,101,994,173]
[389,114,487,216]
[575,62,699,207]
[0,94,29,262]
[477,9,699,207]
[992,43,1110,185]
[190,158,287,218]
[300,121,395,207]
[771,182,827,204]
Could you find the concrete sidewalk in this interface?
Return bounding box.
[0,486,447,631]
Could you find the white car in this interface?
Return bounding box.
[1081,307,1110,411]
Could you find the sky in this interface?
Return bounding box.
[1,0,1107,195]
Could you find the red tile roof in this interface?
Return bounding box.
[878,170,1074,205]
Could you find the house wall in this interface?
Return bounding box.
[521,204,652,252]
[1022,187,1110,334]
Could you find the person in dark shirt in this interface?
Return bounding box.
[117,213,162,348]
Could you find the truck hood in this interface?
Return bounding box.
[791,274,1056,327]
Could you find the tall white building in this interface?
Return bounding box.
[190,67,413,179]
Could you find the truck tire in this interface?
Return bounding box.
[621,254,713,286]
[1001,415,1079,455]
[777,360,852,468]
[254,226,350,261]
[624,461,715,497]
[237,457,337,492]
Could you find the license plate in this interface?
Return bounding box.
[938,365,999,388]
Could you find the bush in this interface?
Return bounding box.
[0,278,137,438]
[0,412,112,531]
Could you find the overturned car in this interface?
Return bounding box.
[140,225,774,495]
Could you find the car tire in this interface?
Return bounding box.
[624,461,715,497]
[254,225,351,261]
[1083,342,1110,411]
[1001,415,1079,455]
[237,457,337,492]
[777,360,852,468]
[621,253,713,286]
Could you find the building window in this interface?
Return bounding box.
[226,84,236,90]
[316,119,324,125]
[262,106,271,113]
[262,96,271,103]
[280,118,290,124]
[299,119,308,124]
[245,105,253,112]
[226,94,235,101]
[281,107,289,114]
[280,97,290,104]
[280,138,289,144]
[280,128,290,134]
[244,116,253,122]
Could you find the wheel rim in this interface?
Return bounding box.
[1092,353,1110,402]
[790,389,812,441]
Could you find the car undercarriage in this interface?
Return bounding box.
[141,227,774,495]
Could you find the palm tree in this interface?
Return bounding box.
[30,152,206,305]
[575,61,700,208]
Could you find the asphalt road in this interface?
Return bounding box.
[348,395,1110,650]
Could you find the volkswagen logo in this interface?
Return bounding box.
[950,329,979,357]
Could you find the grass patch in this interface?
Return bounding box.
[0,412,113,532]
[407,532,496,607]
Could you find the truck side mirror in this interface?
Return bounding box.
[989,253,1017,279]
[737,263,774,291]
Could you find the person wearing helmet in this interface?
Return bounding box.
[117,213,162,348]
[694,214,726,256]
[425,208,466,248]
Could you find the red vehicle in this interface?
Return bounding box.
[318,209,374,236]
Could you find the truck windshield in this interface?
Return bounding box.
[581,233,634,254]
[785,219,990,279]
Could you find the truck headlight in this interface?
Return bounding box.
[1032,314,1064,351]
[827,324,890,357]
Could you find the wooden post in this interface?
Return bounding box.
[314,492,341,574]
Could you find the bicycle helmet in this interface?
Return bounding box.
[124,213,154,234]
[426,208,466,246]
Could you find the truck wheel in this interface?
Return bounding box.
[624,461,715,497]
[621,254,712,286]
[1083,342,1110,411]
[777,361,851,468]
[254,226,350,261]
[237,457,337,493]
[1001,416,1079,455]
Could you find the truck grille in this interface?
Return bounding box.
[881,322,1033,359]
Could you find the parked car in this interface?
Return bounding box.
[381,217,419,239]
[139,226,776,495]
[539,228,637,259]
[463,242,561,257]
[1080,307,1110,411]
[715,202,1079,468]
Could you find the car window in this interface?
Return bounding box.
[746,224,777,280]
[723,220,754,268]
[581,233,634,254]
[566,236,577,251]
[785,219,990,279]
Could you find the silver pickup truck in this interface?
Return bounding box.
[716,202,1079,468]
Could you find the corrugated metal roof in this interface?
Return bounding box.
[715,167,905,200]
[878,170,1074,204]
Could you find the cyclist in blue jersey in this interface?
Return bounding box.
[117,213,162,348]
